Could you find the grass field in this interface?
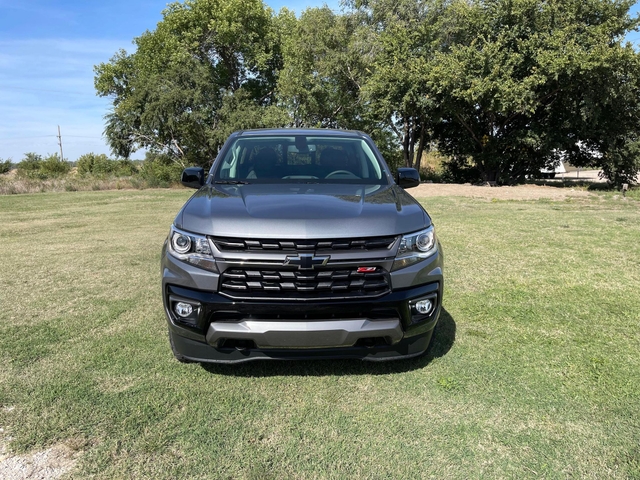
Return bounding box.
[0,189,639,479]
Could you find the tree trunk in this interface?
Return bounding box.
[482,170,499,183]
[413,124,426,173]
[402,119,411,168]
[408,136,415,169]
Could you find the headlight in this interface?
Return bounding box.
[167,226,218,272]
[171,233,191,254]
[392,225,437,271]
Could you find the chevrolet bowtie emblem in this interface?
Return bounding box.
[284,254,330,270]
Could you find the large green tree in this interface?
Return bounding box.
[277,6,404,165]
[278,7,365,129]
[426,0,640,184]
[347,0,445,171]
[95,0,286,166]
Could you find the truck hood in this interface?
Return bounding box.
[176,183,430,239]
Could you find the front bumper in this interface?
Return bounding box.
[170,327,435,363]
[164,282,441,363]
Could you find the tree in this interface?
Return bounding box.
[277,5,409,168]
[278,7,366,129]
[346,0,448,171]
[425,0,640,184]
[598,135,640,187]
[95,0,286,167]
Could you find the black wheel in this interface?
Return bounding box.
[169,331,194,363]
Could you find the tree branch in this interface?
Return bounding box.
[454,112,483,148]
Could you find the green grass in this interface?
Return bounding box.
[0,190,639,479]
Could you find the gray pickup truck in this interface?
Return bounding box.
[162,129,443,363]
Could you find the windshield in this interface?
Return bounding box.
[212,135,388,185]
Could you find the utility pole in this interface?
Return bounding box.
[57,125,64,161]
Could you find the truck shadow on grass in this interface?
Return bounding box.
[200,308,455,377]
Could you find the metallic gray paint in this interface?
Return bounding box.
[177,183,430,238]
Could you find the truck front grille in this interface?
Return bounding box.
[212,236,397,252]
[219,267,390,299]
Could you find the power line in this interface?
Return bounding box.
[65,135,104,139]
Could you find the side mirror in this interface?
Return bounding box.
[396,168,420,189]
[181,167,205,189]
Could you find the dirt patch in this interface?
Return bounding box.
[0,441,78,480]
[411,183,592,201]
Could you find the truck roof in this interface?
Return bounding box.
[233,128,367,138]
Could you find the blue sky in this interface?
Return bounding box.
[0,0,637,162]
[0,0,340,162]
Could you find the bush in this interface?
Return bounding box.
[77,153,103,175]
[2,151,184,193]
[419,151,447,182]
[17,153,44,179]
[18,153,42,170]
[139,152,183,187]
[17,153,70,179]
[113,159,138,177]
[419,164,443,183]
[40,154,71,178]
[0,159,13,174]
[441,155,483,184]
[77,153,138,177]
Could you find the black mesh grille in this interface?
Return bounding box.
[220,267,390,299]
[212,236,396,252]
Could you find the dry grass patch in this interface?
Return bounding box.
[0,442,79,480]
[412,182,594,200]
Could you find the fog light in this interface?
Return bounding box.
[415,299,433,315]
[175,302,193,317]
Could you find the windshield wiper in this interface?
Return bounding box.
[214,180,251,185]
